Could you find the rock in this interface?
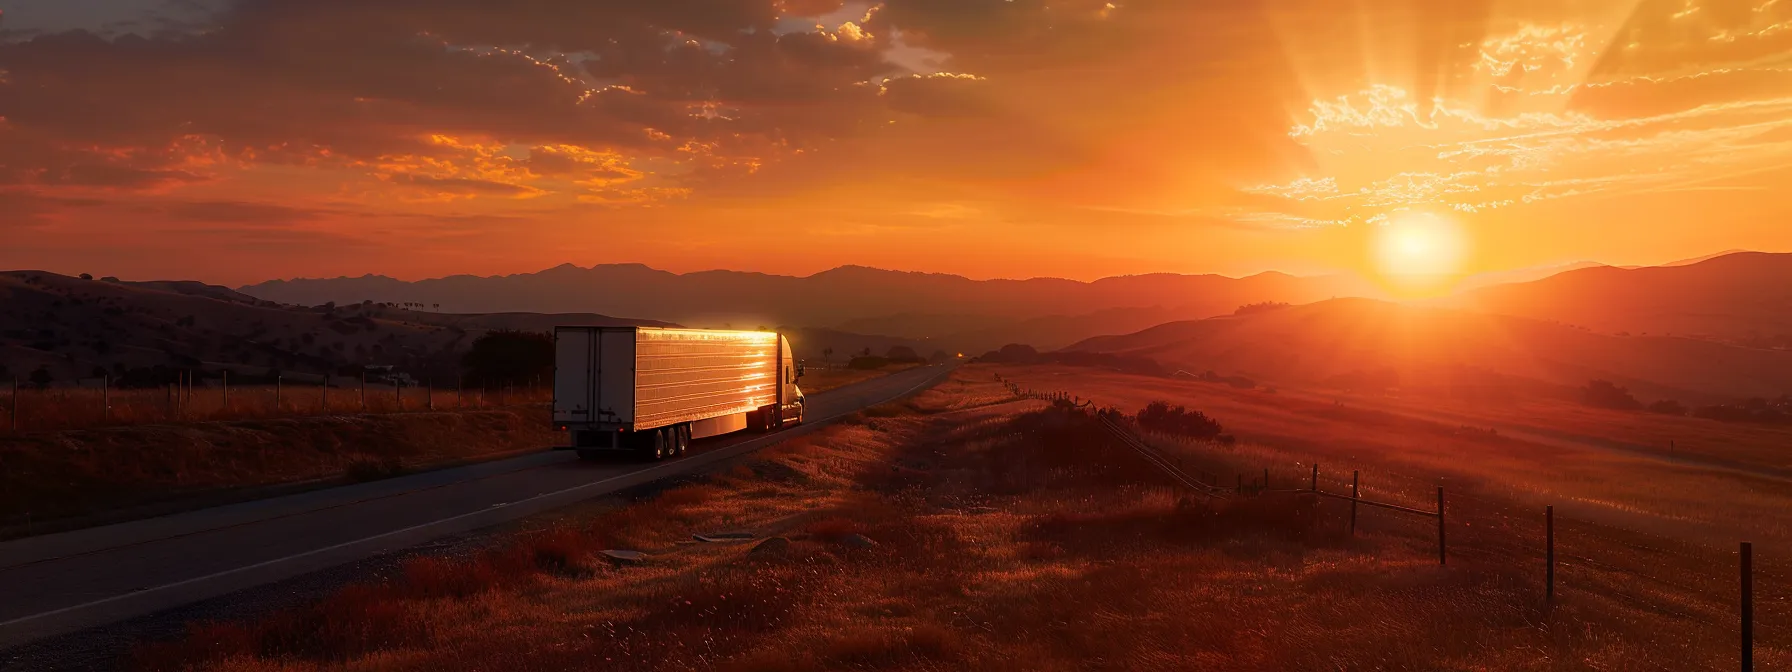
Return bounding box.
[838,533,877,549]
[599,549,646,566]
[748,537,791,557]
[694,531,756,543]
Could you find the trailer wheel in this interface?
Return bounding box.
[675,424,690,455]
[652,428,670,460]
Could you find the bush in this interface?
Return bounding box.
[1234,301,1291,316]
[1136,401,1223,439]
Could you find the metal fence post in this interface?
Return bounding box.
[1437,486,1447,566]
[1743,541,1754,672]
[1546,505,1555,604]
[1350,470,1360,535]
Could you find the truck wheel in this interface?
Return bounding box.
[676,424,690,455]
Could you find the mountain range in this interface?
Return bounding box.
[239,264,1385,353]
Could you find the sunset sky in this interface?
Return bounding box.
[2,0,1789,287]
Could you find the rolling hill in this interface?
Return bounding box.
[1451,251,1792,346]
[1065,298,1792,402]
[0,271,668,386]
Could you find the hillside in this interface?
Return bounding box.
[1065,298,1792,402]
[237,264,1383,350]
[1452,251,1792,346]
[0,272,666,386]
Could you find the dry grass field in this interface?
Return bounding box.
[131,369,1785,670]
[0,382,547,432]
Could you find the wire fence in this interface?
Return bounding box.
[0,373,550,433]
[993,371,1773,670]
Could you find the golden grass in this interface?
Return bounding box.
[131,370,1786,671]
[1,408,558,526]
[796,363,924,395]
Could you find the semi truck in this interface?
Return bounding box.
[552,327,805,460]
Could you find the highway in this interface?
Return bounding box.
[0,364,954,649]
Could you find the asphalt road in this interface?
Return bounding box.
[0,363,953,650]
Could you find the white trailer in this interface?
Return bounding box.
[553,327,805,460]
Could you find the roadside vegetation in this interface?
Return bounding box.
[132,369,1781,670]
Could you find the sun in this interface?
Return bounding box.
[1372,211,1470,294]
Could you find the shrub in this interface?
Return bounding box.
[1235,301,1291,316]
[1136,401,1223,439]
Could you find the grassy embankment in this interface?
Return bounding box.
[134,368,1780,670]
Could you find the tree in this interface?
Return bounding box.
[461,330,554,385]
[1136,401,1223,439]
[29,367,53,390]
[1582,379,1642,410]
[822,347,834,362]
[79,273,93,281]
[885,346,922,363]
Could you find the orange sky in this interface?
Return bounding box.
[2,0,1789,287]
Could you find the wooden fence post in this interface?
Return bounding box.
[10,378,17,432]
[1350,470,1360,535]
[395,379,402,411]
[1546,505,1555,604]
[1263,468,1270,490]
[322,375,330,413]
[1437,486,1447,566]
[427,378,433,410]
[360,372,366,411]
[101,375,109,423]
[1743,541,1754,672]
[1311,464,1318,491]
[457,376,463,409]
[222,370,229,412]
[276,375,283,412]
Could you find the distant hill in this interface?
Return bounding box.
[0,271,667,386]
[1452,251,1792,345]
[1065,298,1792,402]
[237,264,1383,352]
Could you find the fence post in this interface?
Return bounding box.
[427,379,433,410]
[276,375,283,412]
[322,375,330,413]
[1437,486,1447,566]
[457,376,463,409]
[395,379,402,411]
[1263,468,1270,490]
[1546,505,1555,605]
[1236,474,1242,494]
[1350,470,1360,535]
[101,375,109,423]
[222,370,229,412]
[10,378,17,432]
[360,372,366,411]
[1743,541,1754,672]
[1310,464,1318,491]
